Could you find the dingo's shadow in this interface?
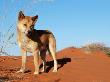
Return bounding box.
[40,57,71,73]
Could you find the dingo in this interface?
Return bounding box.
[17,11,57,74]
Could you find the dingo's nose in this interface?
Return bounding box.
[28,30,32,35]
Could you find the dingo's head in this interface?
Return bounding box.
[17,11,38,35]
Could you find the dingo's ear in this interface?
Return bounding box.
[18,11,25,20]
[32,15,38,23]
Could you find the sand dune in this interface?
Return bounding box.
[0,47,110,82]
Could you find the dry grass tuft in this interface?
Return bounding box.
[81,42,110,56]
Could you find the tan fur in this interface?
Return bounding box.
[17,11,57,74]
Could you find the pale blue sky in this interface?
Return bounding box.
[0,0,110,55]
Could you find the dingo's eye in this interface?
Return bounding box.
[31,25,34,28]
[24,24,27,27]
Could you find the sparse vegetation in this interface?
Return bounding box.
[106,51,110,57]
[0,26,17,56]
[81,42,110,56]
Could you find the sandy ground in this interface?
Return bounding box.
[0,47,110,82]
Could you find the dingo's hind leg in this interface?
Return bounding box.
[40,50,46,72]
[49,38,57,72]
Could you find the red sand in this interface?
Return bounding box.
[0,47,110,82]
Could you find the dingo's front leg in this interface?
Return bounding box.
[33,49,40,75]
[17,49,27,73]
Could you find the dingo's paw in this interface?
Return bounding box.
[17,69,25,73]
[34,72,39,75]
[52,69,57,72]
